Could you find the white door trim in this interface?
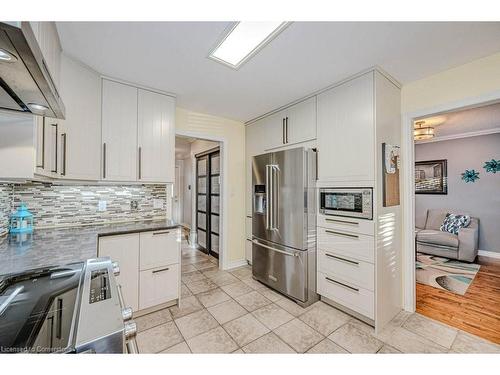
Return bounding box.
[402,89,500,312]
[175,130,228,271]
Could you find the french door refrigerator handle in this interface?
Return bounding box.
[272,165,279,230]
[265,164,271,230]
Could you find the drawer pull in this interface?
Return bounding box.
[325,218,359,226]
[325,276,359,292]
[325,253,359,265]
[152,230,171,236]
[324,229,359,239]
[152,267,170,274]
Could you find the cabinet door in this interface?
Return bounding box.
[139,264,179,310]
[30,22,61,90]
[98,234,140,311]
[139,229,179,271]
[317,72,375,182]
[58,55,101,180]
[101,79,138,181]
[137,89,175,183]
[35,116,54,177]
[285,97,316,145]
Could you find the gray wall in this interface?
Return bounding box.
[415,133,500,252]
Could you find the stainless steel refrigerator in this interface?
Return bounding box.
[252,147,318,306]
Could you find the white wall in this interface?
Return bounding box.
[175,107,246,266]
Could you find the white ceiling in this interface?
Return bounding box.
[56,22,500,122]
[419,101,500,138]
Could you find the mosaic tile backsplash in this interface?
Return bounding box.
[0,183,167,234]
[0,184,13,236]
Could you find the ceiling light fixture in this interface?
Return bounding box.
[414,121,435,141]
[0,48,17,62]
[208,22,290,69]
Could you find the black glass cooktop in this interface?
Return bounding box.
[0,263,84,353]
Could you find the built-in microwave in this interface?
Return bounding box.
[319,188,373,220]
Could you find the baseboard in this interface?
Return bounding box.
[224,259,248,271]
[478,250,500,259]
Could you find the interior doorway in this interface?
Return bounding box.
[174,135,222,266]
[405,100,500,344]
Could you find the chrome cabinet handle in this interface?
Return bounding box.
[61,133,67,176]
[285,117,288,143]
[325,276,359,292]
[152,267,170,274]
[138,146,142,180]
[325,218,359,226]
[325,252,359,265]
[152,230,171,236]
[102,143,107,179]
[325,229,359,239]
[36,118,45,168]
[282,118,285,144]
[51,123,58,173]
[251,240,299,257]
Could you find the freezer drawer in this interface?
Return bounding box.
[252,239,307,302]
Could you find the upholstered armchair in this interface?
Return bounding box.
[416,209,479,262]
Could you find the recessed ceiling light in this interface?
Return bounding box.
[209,22,290,69]
[0,48,17,62]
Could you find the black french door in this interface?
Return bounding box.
[196,148,220,258]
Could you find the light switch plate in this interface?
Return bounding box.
[98,200,107,212]
[153,199,164,209]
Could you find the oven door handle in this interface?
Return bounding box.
[0,286,24,316]
[116,284,139,353]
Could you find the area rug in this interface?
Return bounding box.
[416,253,481,295]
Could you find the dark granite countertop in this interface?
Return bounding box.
[0,219,180,276]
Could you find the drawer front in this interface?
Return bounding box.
[317,271,374,319]
[317,249,374,291]
[140,229,179,271]
[139,264,179,310]
[317,227,374,263]
[317,215,374,236]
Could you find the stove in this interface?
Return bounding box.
[0,258,138,354]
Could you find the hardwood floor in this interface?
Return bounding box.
[416,255,500,344]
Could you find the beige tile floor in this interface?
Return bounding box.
[134,241,500,354]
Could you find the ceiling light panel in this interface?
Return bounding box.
[209,22,289,69]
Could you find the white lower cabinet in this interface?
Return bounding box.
[139,264,179,310]
[139,230,179,271]
[317,214,375,321]
[98,227,181,313]
[317,271,374,320]
[98,233,140,311]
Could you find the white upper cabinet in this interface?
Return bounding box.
[137,89,175,183]
[30,22,62,91]
[247,97,317,153]
[101,79,138,181]
[284,97,316,146]
[58,55,101,180]
[317,72,375,183]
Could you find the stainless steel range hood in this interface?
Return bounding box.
[0,22,65,119]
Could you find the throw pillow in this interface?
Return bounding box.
[440,213,471,235]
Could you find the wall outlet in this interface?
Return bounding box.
[98,200,107,212]
[153,199,164,209]
[130,200,139,210]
